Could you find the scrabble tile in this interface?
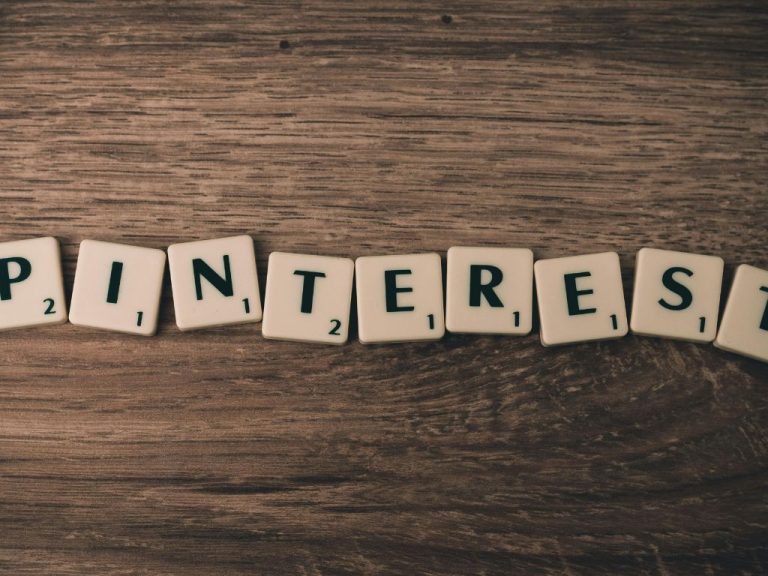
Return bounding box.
[168,235,262,331]
[0,236,67,331]
[534,252,628,346]
[262,252,354,345]
[630,248,724,343]
[445,246,533,335]
[714,264,768,363]
[355,253,444,343]
[69,240,166,336]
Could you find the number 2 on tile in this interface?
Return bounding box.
[329,319,341,335]
[43,298,55,315]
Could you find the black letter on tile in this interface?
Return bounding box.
[469,264,503,307]
[564,271,597,316]
[294,270,326,314]
[106,261,123,304]
[385,269,414,312]
[760,286,768,331]
[193,255,233,300]
[0,257,31,300]
[659,266,693,311]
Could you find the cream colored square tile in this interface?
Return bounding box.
[0,236,67,331]
[262,252,354,345]
[355,253,444,344]
[534,252,628,346]
[445,246,533,335]
[714,264,768,363]
[168,235,261,331]
[69,240,166,336]
[630,248,724,342]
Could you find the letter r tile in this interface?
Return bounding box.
[446,246,533,335]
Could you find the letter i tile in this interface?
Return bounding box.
[69,240,166,336]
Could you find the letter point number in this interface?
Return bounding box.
[43,298,55,315]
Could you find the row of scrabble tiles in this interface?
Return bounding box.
[0,236,766,362]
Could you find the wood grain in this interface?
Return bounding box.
[1,1,767,574]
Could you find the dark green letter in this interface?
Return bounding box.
[106,261,123,304]
[293,270,326,314]
[564,272,596,316]
[760,286,768,331]
[659,266,693,311]
[469,265,503,307]
[0,257,31,301]
[385,269,414,312]
[193,255,233,300]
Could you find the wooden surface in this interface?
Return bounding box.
[1,1,767,574]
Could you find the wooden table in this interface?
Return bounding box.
[1,2,766,574]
